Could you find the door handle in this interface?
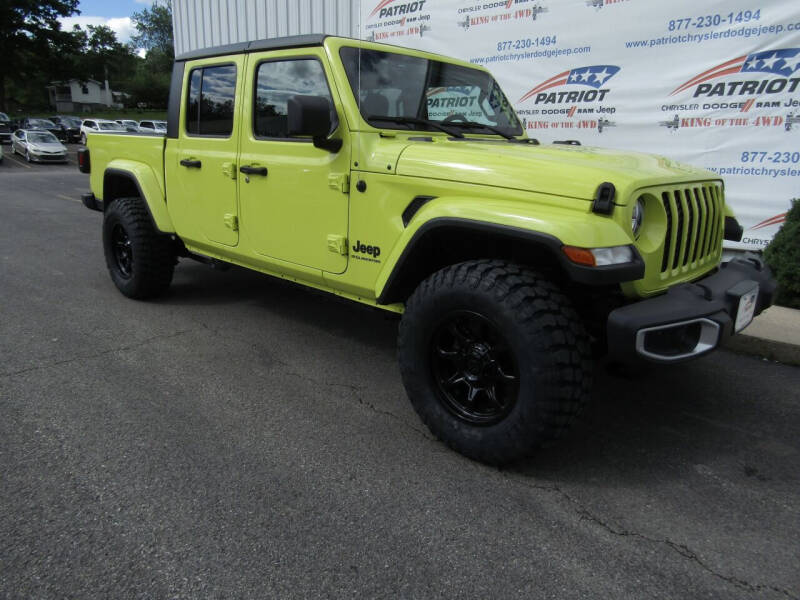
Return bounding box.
[180,158,202,168]
[239,165,268,176]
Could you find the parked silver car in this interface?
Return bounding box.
[11,129,68,163]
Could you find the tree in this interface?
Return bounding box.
[126,2,174,108]
[764,200,800,309]
[131,1,174,57]
[0,0,80,111]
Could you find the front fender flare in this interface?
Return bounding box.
[375,197,643,303]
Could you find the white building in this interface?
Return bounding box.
[172,0,359,56]
[46,79,123,113]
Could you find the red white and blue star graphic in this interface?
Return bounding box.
[518,65,620,103]
[671,48,800,96]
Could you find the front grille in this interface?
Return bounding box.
[659,183,723,276]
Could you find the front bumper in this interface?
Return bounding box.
[607,255,776,364]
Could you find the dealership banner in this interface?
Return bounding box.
[359,0,800,250]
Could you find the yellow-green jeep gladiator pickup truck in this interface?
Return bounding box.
[78,35,776,464]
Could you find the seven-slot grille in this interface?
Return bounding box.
[660,183,723,275]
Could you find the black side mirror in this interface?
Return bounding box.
[287,95,341,152]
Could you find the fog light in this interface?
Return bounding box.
[635,318,720,361]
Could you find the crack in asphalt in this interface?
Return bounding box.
[502,474,799,600]
[0,330,194,380]
[190,318,434,441]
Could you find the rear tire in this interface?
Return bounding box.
[398,260,592,465]
[102,197,175,299]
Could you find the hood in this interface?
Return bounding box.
[29,141,66,151]
[395,140,715,203]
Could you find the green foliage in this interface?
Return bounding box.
[127,1,174,108]
[131,1,174,56]
[0,0,80,110]
[764,199,800,309]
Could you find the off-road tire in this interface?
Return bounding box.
[398,260,592,465]
[102,197,175,299]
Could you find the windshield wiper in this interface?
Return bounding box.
[367,115,464,138]
[442,120,518,140]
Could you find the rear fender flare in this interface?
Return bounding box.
[103,161,175,233]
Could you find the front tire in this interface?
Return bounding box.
[102,197,175,299]
[398,260,592,465]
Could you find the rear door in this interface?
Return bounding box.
[166,57,244,248]
[237,48,350,274]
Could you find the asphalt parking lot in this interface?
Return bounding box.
[1,168,799,599]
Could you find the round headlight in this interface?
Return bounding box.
[631,197,645,238]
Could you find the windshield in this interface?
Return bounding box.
[0,112,9,121]
[28,132,59,144]
[63,117,82,127]
[339,47,522,137]
[99,122,124,131]
[153,121,166,129]
[30,119,56,128]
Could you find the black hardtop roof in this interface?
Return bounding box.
[175,34,328,61]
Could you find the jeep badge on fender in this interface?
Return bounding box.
[352,240,381,259]
[78,35,776,465]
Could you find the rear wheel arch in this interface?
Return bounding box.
[377,218,569,305]
[103,169,163,233]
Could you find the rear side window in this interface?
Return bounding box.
[185,64,237,136]
[253,59,336,139]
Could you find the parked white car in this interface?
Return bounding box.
[11,129,68,163]
[79,119,125,144]
[115,119,140,132]
[138,120,167,134]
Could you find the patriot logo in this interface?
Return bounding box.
[519,65,621,104]
[368,0,427,20]
[671,48,800,97]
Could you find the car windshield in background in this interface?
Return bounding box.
[0,112,9,121]
[339,47,522,137]
[29,132,59,144]
[63,117,82,127]
[30,119,56,128]
[99,122,125,131]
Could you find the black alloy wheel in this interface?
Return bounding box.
[111,223,133,278]
[430,310,518,425]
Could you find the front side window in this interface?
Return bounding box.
[339,47,522,137]
[253,59,336,139]
[185,64,237,136]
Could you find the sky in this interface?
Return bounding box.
[59,0,161,46]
